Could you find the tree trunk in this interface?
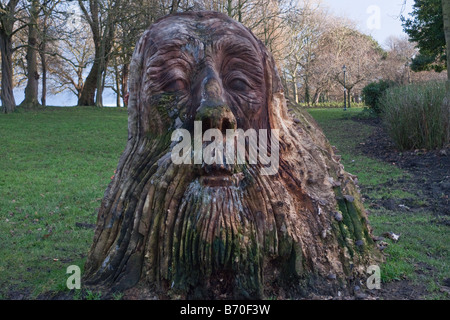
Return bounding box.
[20,0,40,108]
[292,75,298,104]
[1,0,19,113]
[313,88,322,105]
[238,0,242,22]
[40,50,47,107]
[0,30,16,113]
[304,73,310,105]
[78,0,100,106]
[95,58,104,107]
[114,64,121,107]
[347,88,352,109]
[170,0,180,13]
[83,12,382,300]
[78,59,99,106]
[40,10,49,107]
[40,35,47,107]
[121,63,129,107]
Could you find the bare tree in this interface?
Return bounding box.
[45,23,94,100]
[382,36,416,84]
[76,0,121,106]
[326,26,383,107]
[38,0,63,106]
[282,0,328,104]
[111,0,165,107]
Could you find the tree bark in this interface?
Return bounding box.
[313,88,322,104]
[40,4,50,107]
[304,73,310,105]
[83,12,383,300]
[0,29,16,113]
[347,88,352,109]
[292,75,298,104]
[40,50,47,107]
[77,0,100,106]
[78,59,99,106]
[0,0,19,113]
[121,63,129,107]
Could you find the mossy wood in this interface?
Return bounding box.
[83,11,382,299]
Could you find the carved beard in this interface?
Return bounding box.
[84,134,295,298]
[152,163,275,299]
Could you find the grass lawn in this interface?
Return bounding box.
[0,106,448,299]
[0,107,128,299]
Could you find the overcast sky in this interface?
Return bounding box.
[321,0,414,47]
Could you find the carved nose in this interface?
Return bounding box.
[196,76,237,134]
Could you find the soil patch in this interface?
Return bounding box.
[353,117,450,216]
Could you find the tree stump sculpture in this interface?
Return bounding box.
[83,11,382,299]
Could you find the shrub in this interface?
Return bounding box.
[380,81,450,150]
[362,80,396,114]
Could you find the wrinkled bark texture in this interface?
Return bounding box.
[0,29,16,113]
[83,12,382,299]
[0,0,19,114]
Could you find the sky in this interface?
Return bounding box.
[321,0,415,47]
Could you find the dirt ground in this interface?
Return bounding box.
[351,116,449,301]
[355,117,449,218]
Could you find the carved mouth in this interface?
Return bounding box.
[200,162,235,176]
[197,140,237,181]
[199,171,245,187]
[198,162,234,187]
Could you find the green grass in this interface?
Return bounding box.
[306,107,450,299]
[0,106,128,298]
[307,108,406,186]
[296,102,366,109]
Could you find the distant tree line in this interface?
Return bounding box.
[0,0,447,113]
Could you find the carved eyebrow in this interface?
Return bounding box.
[218,38,264,85]
[147,43,193,71]
[145,41,196,91]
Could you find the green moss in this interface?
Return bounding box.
[333,186,375,256]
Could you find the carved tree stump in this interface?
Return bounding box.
[83,11,382,299]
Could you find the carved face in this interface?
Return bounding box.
[139,12,270,135]
[129,12,281,184]
[122,13,290,297]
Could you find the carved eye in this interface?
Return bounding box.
[228,78,250,92]
[164,79,186,92]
